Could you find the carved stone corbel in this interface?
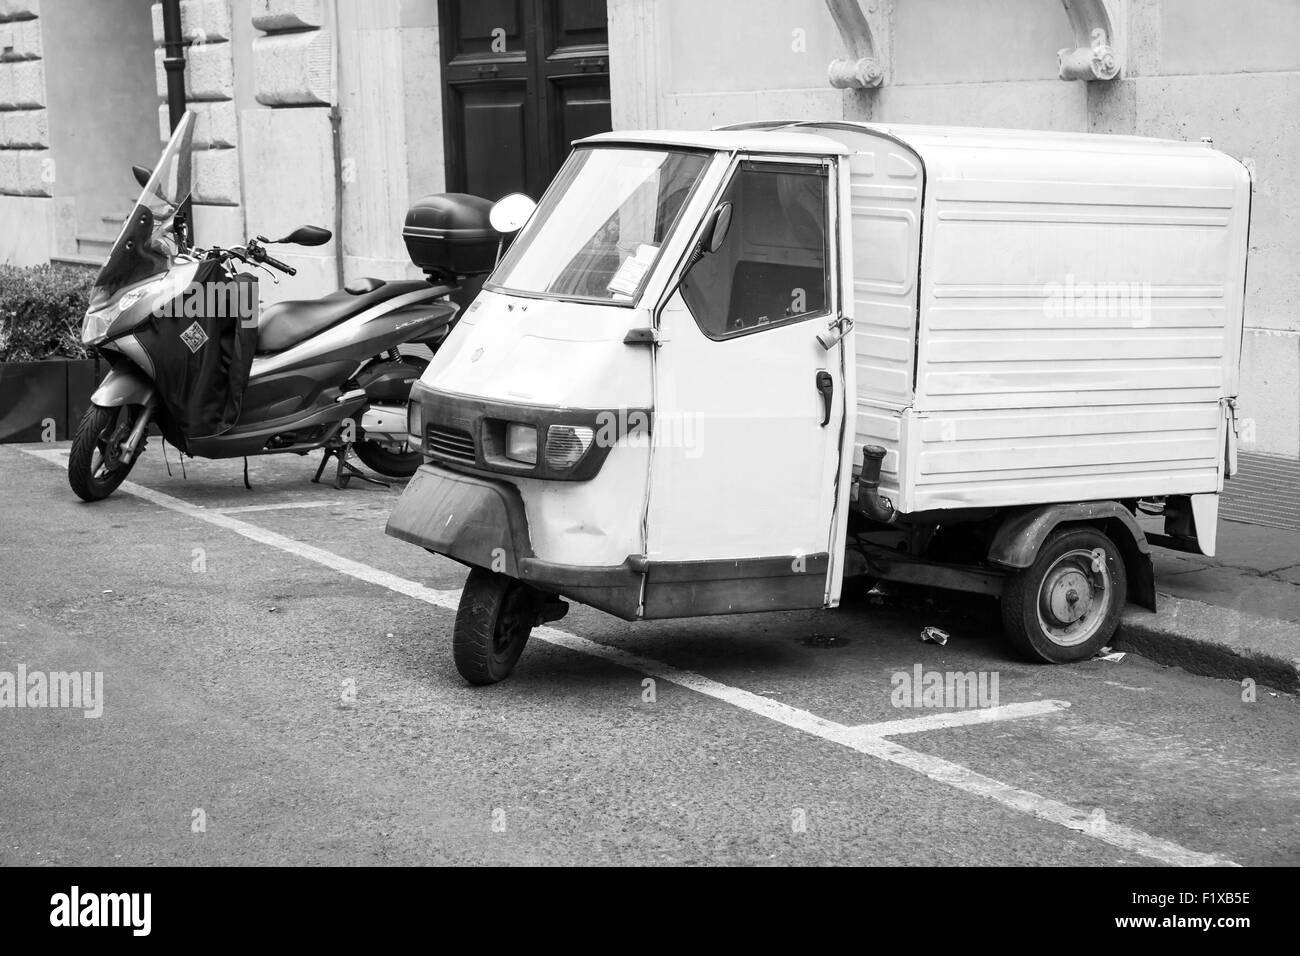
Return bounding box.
[825,0,883,89]
[1058,0,1121,81]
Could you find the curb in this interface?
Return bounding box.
[1118,593,1300,694]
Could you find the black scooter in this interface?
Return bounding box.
[69,111,457,501]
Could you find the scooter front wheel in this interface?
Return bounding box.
[68,404,143,502]
[453,567,535,685]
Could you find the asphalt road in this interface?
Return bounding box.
[1,441,1297,866]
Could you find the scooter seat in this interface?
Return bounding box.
[256,279,431,353]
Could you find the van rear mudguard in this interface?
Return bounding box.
[987,502,1156,611]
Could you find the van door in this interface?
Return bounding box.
[642,156,851,618]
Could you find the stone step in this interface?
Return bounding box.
[49,254,104,269]
[75,234,118,254]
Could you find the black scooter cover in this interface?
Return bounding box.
[133,260,259,447]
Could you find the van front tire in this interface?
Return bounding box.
[453,567,535,685]
[1001,526,1126,663]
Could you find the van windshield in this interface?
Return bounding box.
[487,146,710,304]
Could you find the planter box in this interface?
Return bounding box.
[0,358,98,442]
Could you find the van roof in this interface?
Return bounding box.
[576,128,850,155]
[775,120,1215,152]
[580,122,1243,177]
[809,120,1249,185]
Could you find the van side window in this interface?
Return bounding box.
[680,161,830,339]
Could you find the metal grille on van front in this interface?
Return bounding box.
[426,424,476,463]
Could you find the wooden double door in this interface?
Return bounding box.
[439,0,612,203]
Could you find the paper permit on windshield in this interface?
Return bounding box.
[607,243,658,297]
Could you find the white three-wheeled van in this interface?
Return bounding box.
[386,121,1252,684]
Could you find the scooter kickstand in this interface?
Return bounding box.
[313,441,388,490]
[311,450,332,485]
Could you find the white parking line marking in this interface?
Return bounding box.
[842,700,1070,739]
[212,501,338,514]
[536,630,1233,867]
[24,446,1239,867]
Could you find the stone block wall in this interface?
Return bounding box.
[241,0,338,302]
[0,0,50,199]
[613,0,1300,461]
[0,0,52,265]
[152,0,240,209]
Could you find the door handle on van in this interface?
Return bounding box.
[816,371,833,426]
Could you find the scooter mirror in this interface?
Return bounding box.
[705,201,734,254]
[132,165,153,189]
[489,193,537,235]
[274,225,333,247]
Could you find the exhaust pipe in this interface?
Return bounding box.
[859,444,898,524]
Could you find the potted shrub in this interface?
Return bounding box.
[0,263,98,442]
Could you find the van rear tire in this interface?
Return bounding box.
[1001,526,1126,663]
[453,567,535,685]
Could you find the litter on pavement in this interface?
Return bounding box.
[920,626,949,646]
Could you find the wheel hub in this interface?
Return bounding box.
[1034,547,1113,647]
[1044,567,1093,626]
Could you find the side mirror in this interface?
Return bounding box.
[489,193,537,235]
[667,202,738,306]
[132,165,152,189]
[274,225,332,247]
[704,202,733,254]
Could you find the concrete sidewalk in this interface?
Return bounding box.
[1118,518,1300,693]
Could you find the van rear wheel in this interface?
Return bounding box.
[453,567,536,685]
[1001,526,1126,663]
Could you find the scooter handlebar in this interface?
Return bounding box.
[261,253,296,276]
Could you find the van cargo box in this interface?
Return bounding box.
[802,121,1252,515]
[403,192,498,278]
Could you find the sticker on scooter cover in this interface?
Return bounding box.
[180,321,209,354]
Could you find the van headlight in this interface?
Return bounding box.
[407,401,424,451]
[544,425,594,469]
[505,423,537,464]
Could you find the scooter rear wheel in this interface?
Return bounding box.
[453,567,535,685]
[353,439,421,478]
[68,404,142,502]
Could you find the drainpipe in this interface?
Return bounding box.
[329,1,345,287]
[160,0,192,242]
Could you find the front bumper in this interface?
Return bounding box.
[384,462,643,619]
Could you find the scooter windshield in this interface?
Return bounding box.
[488,145,709,304]
[89,111,196,309]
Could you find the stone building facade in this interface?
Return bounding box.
[0,0,1297,472]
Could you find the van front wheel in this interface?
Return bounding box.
[453,567,535,685]
[1001,526,1126,663]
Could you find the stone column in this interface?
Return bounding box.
[0,0,54,264]
[242,0,338,301]
[608,0,664,130]
[150,0,243,245]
